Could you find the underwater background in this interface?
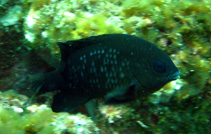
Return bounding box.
[0,0,210,133]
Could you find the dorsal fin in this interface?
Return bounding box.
[57,42,71,60]
[57,34,133,52]
[56,34,113,59]
[56,34,135,60]
[67,34,134,47]
[56,37,92,61]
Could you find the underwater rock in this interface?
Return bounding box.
[0,90,99,134]
[0,0,210,133]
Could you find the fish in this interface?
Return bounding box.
[30,34,180,112]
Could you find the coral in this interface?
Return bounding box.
[0,0,210,133]
[24,0,124,66]
[27,0,210,97]
[99,104,133,124]
[0,90,99,134]
[0,5,22,26]
[148,80,184,104]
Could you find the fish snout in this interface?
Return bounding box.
[168,70,180,80]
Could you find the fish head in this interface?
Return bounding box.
[131,45,180,94]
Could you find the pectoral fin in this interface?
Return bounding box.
[104,82,136,105]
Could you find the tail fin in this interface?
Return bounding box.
[30,70,65,95]
[23,70,64,110]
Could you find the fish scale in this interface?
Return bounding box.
[30,34,180,112]
[68,46,130,97]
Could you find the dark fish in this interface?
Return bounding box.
[31,34,180,112]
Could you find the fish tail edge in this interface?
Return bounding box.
[30,70,64,95]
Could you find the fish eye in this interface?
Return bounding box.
[153,60,166,73]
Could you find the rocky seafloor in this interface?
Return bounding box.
[0,0,210,133]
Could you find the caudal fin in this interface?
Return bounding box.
[30,70,65,95]
[23,70,64,109]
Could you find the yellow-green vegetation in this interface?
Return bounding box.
[0,91,99,134]
[23,0,124,66]
[23,0,211,101]
[0,106,54,134]
[1,0,210,133]
[99,104,134,124]
[22,0,211,133]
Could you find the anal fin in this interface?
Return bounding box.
[51,90,93,112]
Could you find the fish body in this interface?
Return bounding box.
[31,34,180,112]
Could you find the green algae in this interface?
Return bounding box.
[0,108,54,134]
[23,0,211,97]
[0,91,99,134]
[0,0,210,133]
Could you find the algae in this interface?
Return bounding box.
[0,0,210,133]
[0,91,99,134]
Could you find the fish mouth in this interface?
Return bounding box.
[167,70,180,80]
